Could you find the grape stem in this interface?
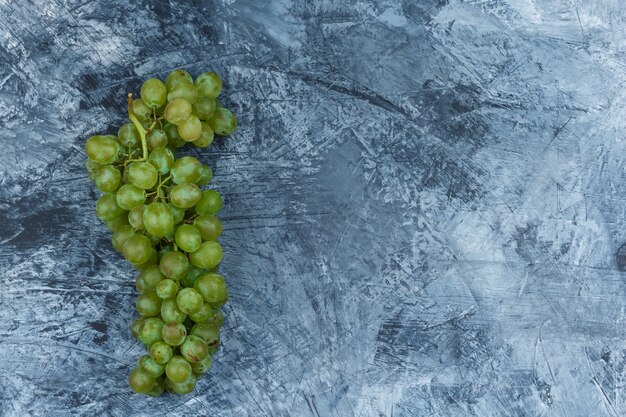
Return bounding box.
[127,93,148,162]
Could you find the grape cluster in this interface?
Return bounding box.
[84,69,236,396]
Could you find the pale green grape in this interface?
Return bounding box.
[138,317,165,345]
[132,98,152,123]
[159,251,189,280]
[148,146,175,174]
[128,368,155,394]
[195,72,222,98]
[175,224,202,253]
[189,241,223,269]
[164,98,192,125]
[156,279,178,299]
[194,273,228,306]
[95,165,122,193]
[193,215,222,241]
[143,203,174,238]
[136,291,163,318]
[127,162,158,189]
[138,354,165,378]
[170,183,202,209]
[161,322,186,347]
[96,193,125,221]
[161,298,187,323]
[168,82,198,104]
[146,129,168,150]
[177,116,202,142]
[150,341,173,365]
[195,190,222,215]
[180,335,208,363]
[123,234,153,264]
[141,78,167,108]
[165,356,192,384]
[116,184,146,210]
[85,135,119,164]
[192,97,216,120]
[128,205,145,230]
[170,156,202,184]
[165,69,193,91]
[176,288,204,315]
[209,107,237,136]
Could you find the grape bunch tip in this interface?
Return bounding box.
[84,69,235,396]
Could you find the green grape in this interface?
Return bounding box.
[86,159,104,174]
[146,129,168,150]
[170,156,202,184]
[128,368,155,394]
[193,215,222,241]
[105,213,130,232]
[112,225,135,252]
[96,193,125,221]
[192,123,214,148]
[161,298,187,323]
[128,205,145,230]
[127,162,158,189]
[165,69,193,91]
[164,122,186,148]
[195,165,213,186]
[161,322,187,346]
[175,224,202,253]
[146,377,165,397]
[177,116,202,142]
[156,279,178,299]
[118,123,141,147]
[141,78,167,108]
[138,354,165,378]
[190,322,220,351]
[205,309,224,328]
[180,265,206,288]
[167,82,198,104]
[131,317,146,340]
[195,72,222,98]
[176,288,204,315]
[167,373,196,394]
[188,303,212,323]
[132,248,158,271]
[143,203,174,238]
[159,251,189,280]
[95,165,122,193]
[195,190,222,215]
[191,354,212,375]
[167,203,185,224]
[133,98,152,123]
[180,335,209,363]
[194,273,228,306]
[123,234,153,264]
[136,265,165,293]
[136,291,163,318]
[116,184,146,210]
[192,97,216,120]
[85,135,120,164]
[170,183,202,209]
[209,107,237,136]
[150,341,173,365]
[148,146,175,174]
[164,98,192,125]
[139,317,165,345]
[189,241,223,269]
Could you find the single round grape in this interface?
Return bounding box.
[132,248,158,271]
[191,354,212,375]
[138,266,166,292]
[180,335,209,363]
[161,298,187,323]
[128,368,155,394]
[96,193,125,221]
[190,323,220,351]
[193,215,222,241]
[192,122,214,148]
[170,183,202,209]
[95,165,122,193]
[194,273,228,305]
[139,317,165,345]
[127,162,158,189]
[175,224,202,253]
[112,225,135,252]
[136,292,163,318]
[195,190,222,215]
[156,279,178,299]
[131,317,146,340]
[205,309,224,328]
[189,241,223,269]
[179,265,206,288]
[146,129,168,150]
[148,146,175,174]
[188,302,212,323]
[177,116,202,142]
[123,234,153,264]
[161,322,187,346]
[141,78,167,108]
[164,98,192,125]
[195,72,222,98]
[167,82,198,104]
[128,205,145,230]
[159,251,189,280]
[138,354,165,378]
[164,122,186,148]
[86,159,104,174]
[143,203,174,238]
[146,377,165,397]
[209,107,237,136]
[105,213,130,232]
[167,373,196,394]
[133,98,152,123]
[165,356,192,384]
[167,203,185,224]
[192,97,216,120]
[196,165,213,187]
[116,184,145,210]
[150,341,174,365]
[170,156,202,184]
[118,123,141,147]
[165,69,193,91]
[177,288,204,315]
[85,135,119,164]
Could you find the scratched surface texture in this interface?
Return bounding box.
[1,0,626,416]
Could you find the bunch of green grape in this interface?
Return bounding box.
[84,69,236,396]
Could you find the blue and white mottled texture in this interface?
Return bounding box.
[1,0,625,416]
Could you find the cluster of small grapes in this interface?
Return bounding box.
[84,69,236,396]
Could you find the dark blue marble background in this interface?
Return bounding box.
[1,1,625,416]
